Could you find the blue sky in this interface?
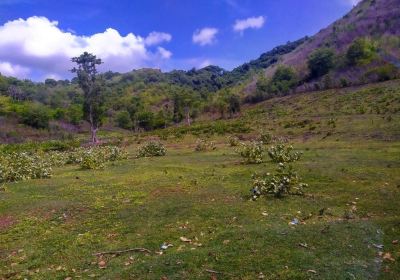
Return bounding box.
[0,0,359,80]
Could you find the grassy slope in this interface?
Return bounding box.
[1,81,400,280]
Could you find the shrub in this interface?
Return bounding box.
[236,141,265,164]
[80,150,106,170]
[137,141,166,157]
[20,103,51,129]
[79,146,128,169]
[0,152,52,182]
[259,131,273,145]
[268,65,298,95]
[268,143,302,163]
[307,48,335,78]
[227,135,240,147]
[195,138,216,151]
[346,37,377,66]
[115,110,132,129]
[251,163,308,199]
[0,145,127,181]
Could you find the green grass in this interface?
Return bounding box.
[1,80,400,279]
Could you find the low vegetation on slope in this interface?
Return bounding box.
[0,80,399,279]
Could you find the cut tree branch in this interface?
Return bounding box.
[93,247,151,256]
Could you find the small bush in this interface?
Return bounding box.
[79,146,128,169]
[268,143,302,163]
[137,141,166,158]
[0,145,127,181]
[80,150,106,170]
[195,138,216,151]
[227,135,240,147]
[0,152,52,182]
[259,131,273,145]
[20,103,51,129]
[307,48,335,78]
[236,141,265,164]
[346,37,377,66]
[251,163,308,199]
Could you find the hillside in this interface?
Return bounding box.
[261,0,400,91]
[1,0,400,141]
[1,79,399,279]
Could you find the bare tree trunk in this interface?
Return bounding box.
[185,107,191,126]
[89,105,98,144]
[91,127,98,144]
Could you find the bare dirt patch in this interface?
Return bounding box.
[0,216,15,231]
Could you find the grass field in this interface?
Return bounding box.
[1,81,400,279]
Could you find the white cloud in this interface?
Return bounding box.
[0,16,173,80]
[233,16,265,33]
[0,62,30,78]
[157,47,172,59]
[145,31,172,46]
[198,59,212,68]
[192,27,219,46]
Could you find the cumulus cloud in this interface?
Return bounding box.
[0,16,173,80]
[0,62,30,77]
[157,47,172,59]
[192,27,219,46]
[233,16,265,33]
[145,31,172,46]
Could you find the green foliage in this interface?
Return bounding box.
[227,135,240,147]
[250,66,297,103]
[115,110,133,129]
[0,139,80,154]
[0,145,127,181]
[268,65,298,95]
[20,103,51,129]
[259,131,273,144]
[0,152,52,182]
[236,141,265,164]
[137,141,166,158]
[364,64,399,82]
[71,52,104,143]
[80,150,106,170]
[346,37,377,66]
[268,144,302,163]
[76,146,128,169]
[65,104,83,125]
[195,138,216,151]
[251,162,308,198]
[307,48,335,78]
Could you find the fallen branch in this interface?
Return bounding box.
[205,269,223,274]
[93,247,151,256]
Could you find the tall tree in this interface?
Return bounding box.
[71,52,104,143]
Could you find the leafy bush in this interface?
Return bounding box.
[346,37,377,66]
[251,163,308,199]
[259,131,273,145]
[268,144,302,163]
[0,140,80,154]
[236,141,265,164]
[78,146,128,169]
[80,150,106,170]
[115,110,133,129]
[195,138,216,151]
[0,145,128,180]
[307,48,335,78]
[227,135,240,147]
[0,152,52,182]
[364,64,399,82]
[137,141,166,157]
[268,65,298,95]
[20,103,51,129]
